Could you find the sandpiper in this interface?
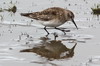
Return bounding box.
[20,7,78,35]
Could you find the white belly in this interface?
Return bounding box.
[38,20,65,27]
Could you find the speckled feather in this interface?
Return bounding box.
[21,7,74,22]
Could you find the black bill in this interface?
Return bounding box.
[71,18,78,29]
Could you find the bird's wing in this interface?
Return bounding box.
[21,7,65,21]
[30,9,58,21]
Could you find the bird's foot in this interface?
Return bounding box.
[55,27,70,35]
[45,33,49,37]
[59,29,70,35]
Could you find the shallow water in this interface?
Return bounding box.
[0,0,100,66]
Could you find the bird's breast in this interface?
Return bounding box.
[38,19,65,27]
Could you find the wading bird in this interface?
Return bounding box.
[21,7,78,35]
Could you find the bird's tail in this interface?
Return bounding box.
[20,13,32,17]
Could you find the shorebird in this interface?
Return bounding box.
[20,7,78,35]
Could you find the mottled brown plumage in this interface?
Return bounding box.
[21,7,78,35]
[21,7,74,22]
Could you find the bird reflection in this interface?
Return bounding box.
[20,33,77,60]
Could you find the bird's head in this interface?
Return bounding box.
[66,10,78,29]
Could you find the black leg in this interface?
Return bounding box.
[44,26,49,35]
[55,27,66,35]
[53,32,58,40]
[55,27,70,35]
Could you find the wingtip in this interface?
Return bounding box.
[20,13,31,16]
[20,13,25,16]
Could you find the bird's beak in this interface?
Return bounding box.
[71,18,78,29]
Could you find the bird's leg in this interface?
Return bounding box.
[55,27,66,35]
[53,32,58,40]
[44,26,49,36]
